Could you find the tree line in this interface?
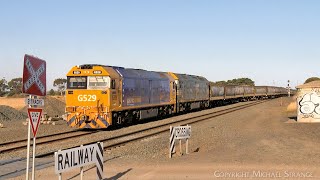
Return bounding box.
[211,78,255,86]
[0,77,67,97]
[1,76,318,97]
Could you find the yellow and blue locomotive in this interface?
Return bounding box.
[65,64,209,128]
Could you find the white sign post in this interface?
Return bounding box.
[55,142,104,180]
[27,107,42,180]
[26,95,32,180]
[23,54,46,180]
[169,125,191,158]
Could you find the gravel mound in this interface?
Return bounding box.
[20,96,66,118]
[0,105,28,121]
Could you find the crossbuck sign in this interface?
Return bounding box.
[22,54,46,96]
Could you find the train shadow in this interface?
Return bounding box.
[104,168,132,180]
[67,156,122,180]
[288,116,297,121]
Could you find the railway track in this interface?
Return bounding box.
[34,100,268,158]
[0,130,96,154]
[101,99,268,150]
[0,99,269,179]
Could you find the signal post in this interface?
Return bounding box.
[22,54,46,180]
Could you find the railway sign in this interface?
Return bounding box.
[55,142,104,179]
[25,98,44,106]
[169,125,191,158]
[27,108,42,137]
[174,126,191,139]
[22,54,46,96]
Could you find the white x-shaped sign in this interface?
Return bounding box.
[24,57,46,95]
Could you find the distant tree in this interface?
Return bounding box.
[304,77,320,84]
[53,78,67,96]
[48,89,56,96]
[227,78,255,86]
[211,78,255,86]
[0,78,8,96]
[8,77,22,96]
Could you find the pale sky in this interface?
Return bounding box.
[0,0,319,89]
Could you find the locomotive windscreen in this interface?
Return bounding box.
[67,76,87,89]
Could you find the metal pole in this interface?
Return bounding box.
[32,136,36,180]
[288,80,291,97]
[289,89,291,97]
[26,95,32,180]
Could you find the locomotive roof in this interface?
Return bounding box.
[78,64,125,69]
[113,67,167,80]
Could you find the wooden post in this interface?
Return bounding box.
[186,139,189,154]
[179,139,182,155]
[80,167,83,180]
[169,126,173,158]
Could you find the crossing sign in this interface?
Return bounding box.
[27,108,42,137]
[22,54,46,96]
[174,126,191,139]
[25,98,44,106]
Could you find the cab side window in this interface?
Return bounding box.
[111,79,116,89]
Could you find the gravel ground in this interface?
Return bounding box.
[9,98,320,179]
[7,97,320,179]
[0,120,74,145]
[0,100,255,159]
[0,106,28,121]
[0,96,68,144]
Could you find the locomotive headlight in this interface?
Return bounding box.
[73,71,81,74]
[93,70,102,74]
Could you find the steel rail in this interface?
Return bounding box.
[0,130,83,147]
[0,131,95,153]
[36,100,268,158]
